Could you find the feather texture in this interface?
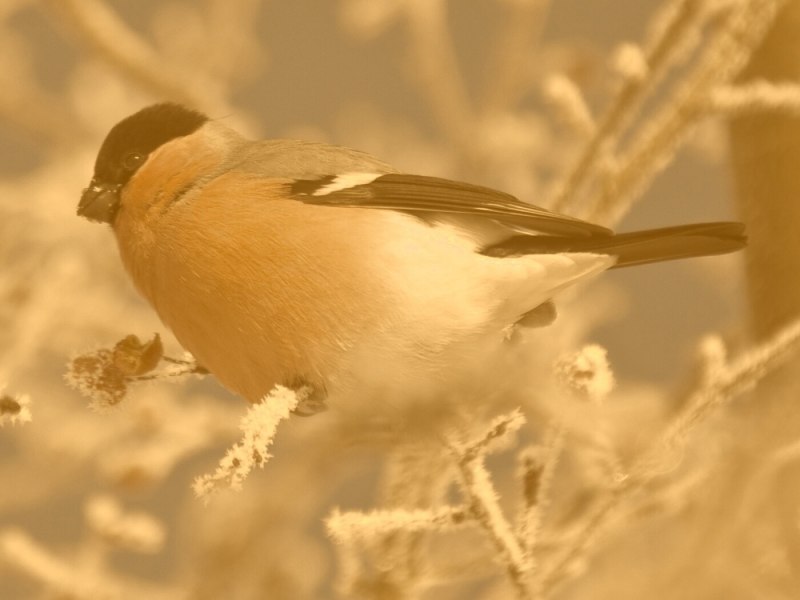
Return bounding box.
[482,222,747,268]
[289,173,611,237]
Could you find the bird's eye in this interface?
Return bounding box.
[122,152,145,170]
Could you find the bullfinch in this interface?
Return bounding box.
[77,103,745,413]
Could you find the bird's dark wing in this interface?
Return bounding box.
[287,173,611,238]
[483,222,747,268]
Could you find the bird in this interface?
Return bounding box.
[78,102,745,415]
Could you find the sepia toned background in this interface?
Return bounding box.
[1,0,798,598]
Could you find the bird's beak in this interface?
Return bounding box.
[78,179,122,224]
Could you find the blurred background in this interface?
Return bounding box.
[2,1,794,599]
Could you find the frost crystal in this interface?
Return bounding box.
[555,344,616,403]
[192,385,304,500]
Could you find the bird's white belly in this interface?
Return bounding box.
[317,211,613,412]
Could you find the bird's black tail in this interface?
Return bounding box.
[481,222,746,269]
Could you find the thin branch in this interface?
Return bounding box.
[587,0,789,225]
[374,445,454,594]
[548,0,706,213]
[709,80,800,116]
[540,318,800,595]
[542,74,596,138]
[449,411,533,598]
[0,529,122,600]
[539,485,623,594]
[517,423,565,599]
[326,506,470,543]
[651,320,800,464]
[455,456,533,598]
[192,385,304,500]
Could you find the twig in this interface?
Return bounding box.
[540,318,800,595]
[588,0,789,225]
[84,495,165,554]
[192,385,304,501]
[539,484,624,594]
[326,506,469,542]
[373,444,453,595]
[449,410,534,598]
[548,0,706,213]
[517,425,565,555]
[0,529,123,600]
[542,75,596,138]
[709,80,800,116]
[456,457,533,598]
[649,320,800,467]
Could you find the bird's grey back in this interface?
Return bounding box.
[228,138,398,180]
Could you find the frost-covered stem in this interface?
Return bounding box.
[327,505,468,597]
[587,96,707,224]
[0,529,120,600]
[543,75,596,138]
[482,0,550,113]
[541,319,800,595]
[549,0,705,213]
[588,0,788,225]
[710,81,800,116]
[540,484,625,595]
[374,445,453,596]
[621,321,800,494]
[456,457,534,598]
[403,0,475,149]
[517,425,564,598]
[517,425,564,568]
[42,0,203,108]
[517,425,565,556]
[327,506,469,542]
[192,385,303,500]
[450,411,533,598]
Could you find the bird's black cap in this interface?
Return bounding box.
[92,103,208,187]
[79,103,208,224]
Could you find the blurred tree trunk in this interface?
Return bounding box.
[695,2,800,595]
[728,4,800,442]
[730,3,800,341]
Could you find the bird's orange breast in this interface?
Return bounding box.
[113,139,398,401]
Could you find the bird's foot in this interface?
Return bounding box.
[289,381,329,416]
